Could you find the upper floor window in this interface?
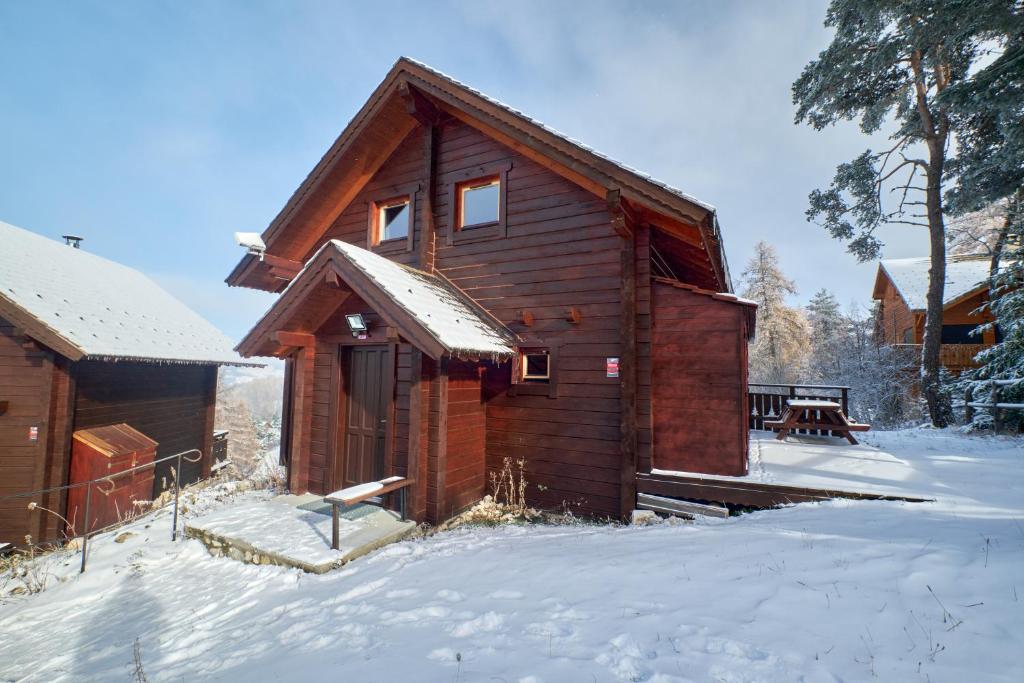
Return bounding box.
[368,183,419,254]
[379,198,411,242]
[448,161,511,246]
[902,328,914,344]
[459,178,500,228]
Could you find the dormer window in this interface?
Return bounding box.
[459,178,500,229]
[379,198,411,242]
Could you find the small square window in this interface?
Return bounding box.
[459,179,500,228]
[379,200,410,242]
[522,351,550,383]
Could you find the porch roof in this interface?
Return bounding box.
[237,240,518,360]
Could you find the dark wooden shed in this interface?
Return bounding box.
[229,58,756,523]
[0,221,257,546]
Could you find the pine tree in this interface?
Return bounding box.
[741,242,810,383]
[791,0,1013,426]
[806,289,848,382]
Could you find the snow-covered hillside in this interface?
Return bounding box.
[1,429,1022,682]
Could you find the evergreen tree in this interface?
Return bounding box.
[792,0,1008,426]
[806,289,847,382]
[741,242,810,383]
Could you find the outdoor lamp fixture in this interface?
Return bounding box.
[346,313,368,337]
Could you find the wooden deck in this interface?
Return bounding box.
[639,432,934,510]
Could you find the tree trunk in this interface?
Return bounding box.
[920,142,950,427]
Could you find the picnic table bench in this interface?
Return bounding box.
[324,476,413,550]
[764,399,871,445]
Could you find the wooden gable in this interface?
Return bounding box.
[226,58,728,293]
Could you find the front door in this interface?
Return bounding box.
[343,345,391,488]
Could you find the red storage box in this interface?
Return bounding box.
[66,424,157,536]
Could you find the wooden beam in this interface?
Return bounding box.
[433,357,449,523]
[263,253,303,280]
[419,124,439,272]
[274,331,316,348]
[618,204,639,521]
[607,189,631,238]
[407,347,424,522]
[398,81,442,126]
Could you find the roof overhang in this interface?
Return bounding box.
[237,241,518,360]
[226,58,731,293]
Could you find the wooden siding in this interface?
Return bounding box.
[444,360,486,517]
[72,361,217,494]
[650,282,749,476]
[0,317,55,545]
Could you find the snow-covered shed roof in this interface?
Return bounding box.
[0,221,257,366]
[875,256,991,311]
[238,239,517,359]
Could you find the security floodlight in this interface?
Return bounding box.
[346,313,368,337]
[234,232,267,258]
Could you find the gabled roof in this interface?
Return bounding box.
[0,221,257,366]
[237,240,518,360]
[873,256,992,312]
[226,57,731,292]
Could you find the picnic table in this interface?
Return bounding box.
[764,399,871,445]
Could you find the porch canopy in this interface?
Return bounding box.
[237,239,517,360]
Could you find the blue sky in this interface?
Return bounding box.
[0,0,924,342]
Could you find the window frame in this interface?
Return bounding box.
[509,343,559,399]
[448,161,511,245]
[367,183,420,254]
[521,350,551,383]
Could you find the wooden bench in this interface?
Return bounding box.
[766,399,871,445]
[324,476,413,550]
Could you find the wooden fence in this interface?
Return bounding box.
[748,383,850,437]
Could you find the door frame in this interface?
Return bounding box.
[327,342,397,492]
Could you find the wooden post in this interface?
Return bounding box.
[993,384,1003,434]
[964,385,974,424]
[407,348,424,522]
[200,366,218,479]
[433,357,449,522]
[418,124,439,273]
[610,191,638,520]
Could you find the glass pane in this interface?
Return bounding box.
[381,202,409,241]
[461,181,500,228]
[524,353,549,380]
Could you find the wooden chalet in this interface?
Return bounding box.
[872,256,997,372]
[0,221,257,546]
[230,58,756,523]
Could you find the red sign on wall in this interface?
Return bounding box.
[606,357,620,378]
[28,426,38,442]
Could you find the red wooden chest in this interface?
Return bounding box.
[66,424,158,536]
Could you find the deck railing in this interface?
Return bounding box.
[748,383,850,437]
[891,343,989,369]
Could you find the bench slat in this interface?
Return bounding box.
[326,477,413,507]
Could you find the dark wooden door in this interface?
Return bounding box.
[343,346,391,488]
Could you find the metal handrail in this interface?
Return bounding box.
[0,448,203,573]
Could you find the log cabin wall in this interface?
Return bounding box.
[286,119,628,519]
[72,361,217,493]
[0,316,59,545]
[444,359,486,517]
[877,278,918,344]
[943,290,995,342]
[650,282,749,476]
[432,122,624,518]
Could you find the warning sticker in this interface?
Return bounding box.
[606,357,620,378]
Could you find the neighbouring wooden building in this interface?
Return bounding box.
[872,256,998,373]
[0,221,257,546]
[229,58,756,523]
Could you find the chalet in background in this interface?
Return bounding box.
[0,221,256,546]
[873,255,997,373]
[229,58,756,523]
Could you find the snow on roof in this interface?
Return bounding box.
[879,256,992,311]
[402,57,717,214]
[0,221,257,365]
[327,240,516,357]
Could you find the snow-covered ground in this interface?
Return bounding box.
[1,429,1022,682]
